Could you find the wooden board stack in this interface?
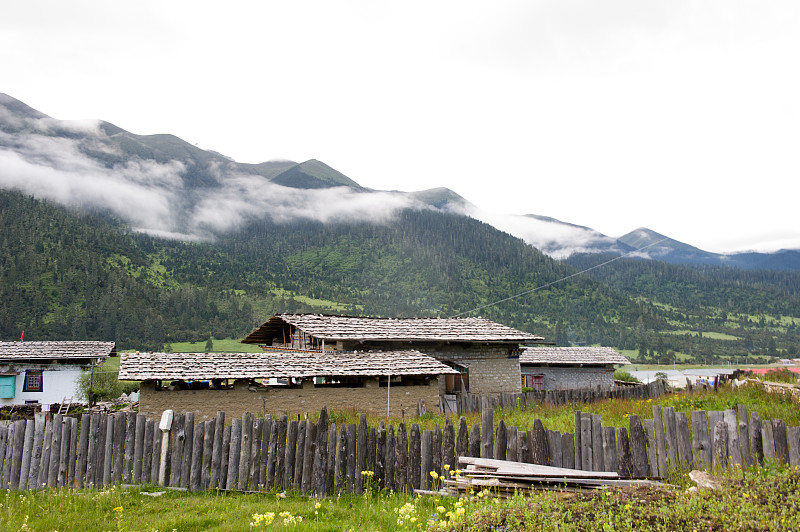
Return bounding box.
[441,457,668,497]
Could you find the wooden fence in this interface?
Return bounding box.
[450,379,668,414]
[1,401,798,494]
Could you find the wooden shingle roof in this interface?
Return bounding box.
[0,341,116,361]
[519,347,630,366]
[118,349,460,381]
[243,314,543,344]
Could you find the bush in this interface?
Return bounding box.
[76,364,139,404]
[614,369,640,383]
[763,368,799,383]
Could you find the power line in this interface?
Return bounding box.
[450,237,670,318]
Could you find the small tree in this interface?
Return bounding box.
[205,336,214,352]
[76,364,139,404]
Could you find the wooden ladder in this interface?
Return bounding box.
[58,396,73,415]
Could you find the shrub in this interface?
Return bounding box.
[614,369,640,383]
[76,364,139,404]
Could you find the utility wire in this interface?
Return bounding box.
[450,237,670,318]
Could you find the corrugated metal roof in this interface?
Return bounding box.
[118,349,459,381]
[519,346,630,366]
[243,314,543,344]
[0,341,116,360]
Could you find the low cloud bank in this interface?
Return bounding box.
[0,126,420,240]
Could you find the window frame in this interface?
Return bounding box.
[23,370,43,392]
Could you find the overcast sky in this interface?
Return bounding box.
[2,1,799,253]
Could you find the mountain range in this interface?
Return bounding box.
[2,92,797,271]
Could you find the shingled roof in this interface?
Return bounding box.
[242,314,543,344]
[0,341,116,361]
[519,347,630,366]
[118,349,460,381]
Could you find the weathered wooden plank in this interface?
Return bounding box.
[259,417,271,489]
[325,422,337,495]
[443,419,456,475]
[531,420,548,465]
[456,417,468,461]
[481,408,494,459]
[67,417,78,487]
[420,429,432,490]
[773,419,789,464]
[617,427,633,478]
[762,419,776,461]
[181,412,194,489]
[209,411,225,490]
[547,430,562,468]
[393,423,405,494]
[57,416,72,487]
[691,411,712,470]
[580,414,592,471]
[644,420,658,478]
[561,433,575,470]
[432,423,442,477]
[591,414,604,472]
[408,424,420,490]
[353,415,366,494]
[38,416,54,488]
[336,423,347,493]
[1,423,13,489]
[276,416,288,491]
[469,424,481,458]
[375,422,385,487]
[628,415,648,477]
[31,413,49,489]
[300,420,316,494]
[0,427,8,489]
[168,413,185,487]
[663,407,678,469]
[312,407,330,496]
[226,417,242,491]
[9,419,27,489]
[249,417,263,490]
[189,420,205,492]
[150,418,161,485]
[111,412,125,484]
[723,409,742,466]
[518,430,530,464]
[749,412,763,465]
[220,425,231,490]
[787,426,800,467]
[573,411,582,470]
[47,414,63,488]
[737,404,751,467]
[142,419,154,484]
[237,412,253,490]
[506,426,518,463]
[652,406,668,478]
[713,421,728,470]
[201,419,215,489]
[602,426,618,474]
[18,419,35,490]
[292,420,305,491]
[284,419,298,491]
[132,414,146,484]
[675,412,692,471]
[73,414,92,489]
[494,420,507,461]
[384,425,395,493]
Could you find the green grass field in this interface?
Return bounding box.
[169,338,264,353]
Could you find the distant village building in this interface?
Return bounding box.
[519,346,630,391]
[0,341,116,412]
[241,314,544,395]
[120,349,458,421]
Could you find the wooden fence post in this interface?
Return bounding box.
[420,429,432,490]
[226,417,241,490]
[355,415,367,494]
[723,409,742,466]
[202,419,215,490]
[773,420,789,464]
[531,420,548,465]
[737,405,751,467]
[409,424,420,491]
[481,407,493,459]
[652,406,668,478]
[691,411,712,470]
[617,427,633,478]
[628,415,648,477]
[602,426,618,474]
[547,430,561,468]
[713,421,728,470]
[190,421,205,492]
[209,411,225,490]
[494,420,506,461]
[18,419,35,490]
[133,414,146,484]
[284,419,298,491]
[675,412,692,470]
[181,412,194,489]
[312,407,329,497]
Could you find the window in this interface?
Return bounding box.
[523,374,545,391]
[23,370,43,392]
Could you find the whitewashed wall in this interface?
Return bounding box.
[0,365,85,411]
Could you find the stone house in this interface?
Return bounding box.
[120,349,458,421]
[519,346,630,391]
[242,314,544,395]
[0,341,116,412]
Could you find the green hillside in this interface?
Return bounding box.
[1,189,798,363]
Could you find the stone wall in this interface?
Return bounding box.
[138,377,441,422]
[353,342,522,395]
[521,365,615,391]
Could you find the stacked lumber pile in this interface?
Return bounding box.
[442,457,667,496]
